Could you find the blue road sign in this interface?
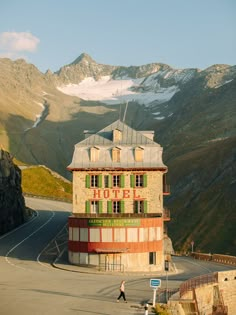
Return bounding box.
[150,279,161,288]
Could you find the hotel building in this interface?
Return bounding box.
[67,120,170,272]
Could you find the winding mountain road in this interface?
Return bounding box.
[0,197,234,315]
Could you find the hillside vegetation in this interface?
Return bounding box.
[21,166,72,202]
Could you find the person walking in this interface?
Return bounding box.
[117,280,127,303]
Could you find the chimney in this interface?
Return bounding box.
[83,130,96,139]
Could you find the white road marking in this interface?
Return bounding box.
[5,211,55,269]
[37,222,68,269]
[0,210,38,240]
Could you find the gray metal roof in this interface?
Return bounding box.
[79,120,158,146]
[68,120,167,170]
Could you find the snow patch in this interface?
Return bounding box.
[57,75,179,106]
[215,79,233,89]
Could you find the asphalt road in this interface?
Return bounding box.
[0,197,234,315]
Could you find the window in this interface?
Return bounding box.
[91,201,99,214]
[107,200,124,213]
[113,129,122,142]
[135,147,144,162]
[135,200,144,213]
[86,200,103,214]
[90,147,99,162]
[134,200,147,213]
[91,175,98,187]
[149,252,156,265]
[113,201,120,213]
[86,174,102,188]
[130,174,147,188]
[136,175,143,187]
[113,175,120,187]
[112,147,121,162]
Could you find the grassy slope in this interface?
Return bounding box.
[21,166,72,202]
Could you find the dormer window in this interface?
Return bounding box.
[112,147,121,162]
[90,147,99,162]
[113,129,122,142]
[135,146,144,162]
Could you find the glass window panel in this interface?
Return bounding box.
[90,229,100,242]
[127,228,138,242]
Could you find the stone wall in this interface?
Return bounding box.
[0,149,26,234]
[168,270,236,315]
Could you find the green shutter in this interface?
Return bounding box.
[120,174,125,188]
[86,175,90,188]
[143,174,147,187]
[98,200,103,214]
[98,174,103,188]
[143,200,148,213]
[108,175,112,188]
[85,200,90,213]
[134,201,137,213]
[130,174,135,188]
[107,201,112,213]
[120,200,125,213]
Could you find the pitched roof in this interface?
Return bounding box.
[68,119,167,170]
[78,120,158,146]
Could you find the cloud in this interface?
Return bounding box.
[0,32,40,53]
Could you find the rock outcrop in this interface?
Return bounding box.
[0,149,26,235]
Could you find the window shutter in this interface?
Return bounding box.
[144,200,148,213]
[134,201,138,213]
[98,174,103,188]
[120,174,125,188]
[85,200,90,213]
[107,201,112,213]
[143,174,147,187]
[130,174,135,188]
[108,175,112,188]
[120,200,125,213]
[98,200,103,214]
[86,175,90,188]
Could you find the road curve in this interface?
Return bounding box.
[0,197,234,315]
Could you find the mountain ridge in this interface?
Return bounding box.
[0,54,235,254]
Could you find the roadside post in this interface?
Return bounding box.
[165,260,169,302]
[150,279,161,307]
[144,303,149,315]
[191,241,194,253]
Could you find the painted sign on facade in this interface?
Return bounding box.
[93,189,141,199]
[88,218,141,227]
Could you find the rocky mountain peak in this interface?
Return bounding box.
[70,53,96,65]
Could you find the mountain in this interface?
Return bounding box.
[0,53,235,254]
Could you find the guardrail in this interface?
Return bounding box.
[191,252,236,266]
[23,193,72,203]
[179,273,217,297]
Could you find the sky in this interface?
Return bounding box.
[0,0,235,73]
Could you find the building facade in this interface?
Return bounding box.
[67,120,170,272]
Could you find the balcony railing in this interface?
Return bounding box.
[163,184,171,195]
[163,208,171,221]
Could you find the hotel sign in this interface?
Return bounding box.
[88,218,140,227]
[93,189,141,199]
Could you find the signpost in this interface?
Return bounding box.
[191,241,194,253]
[150,279,161,306]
